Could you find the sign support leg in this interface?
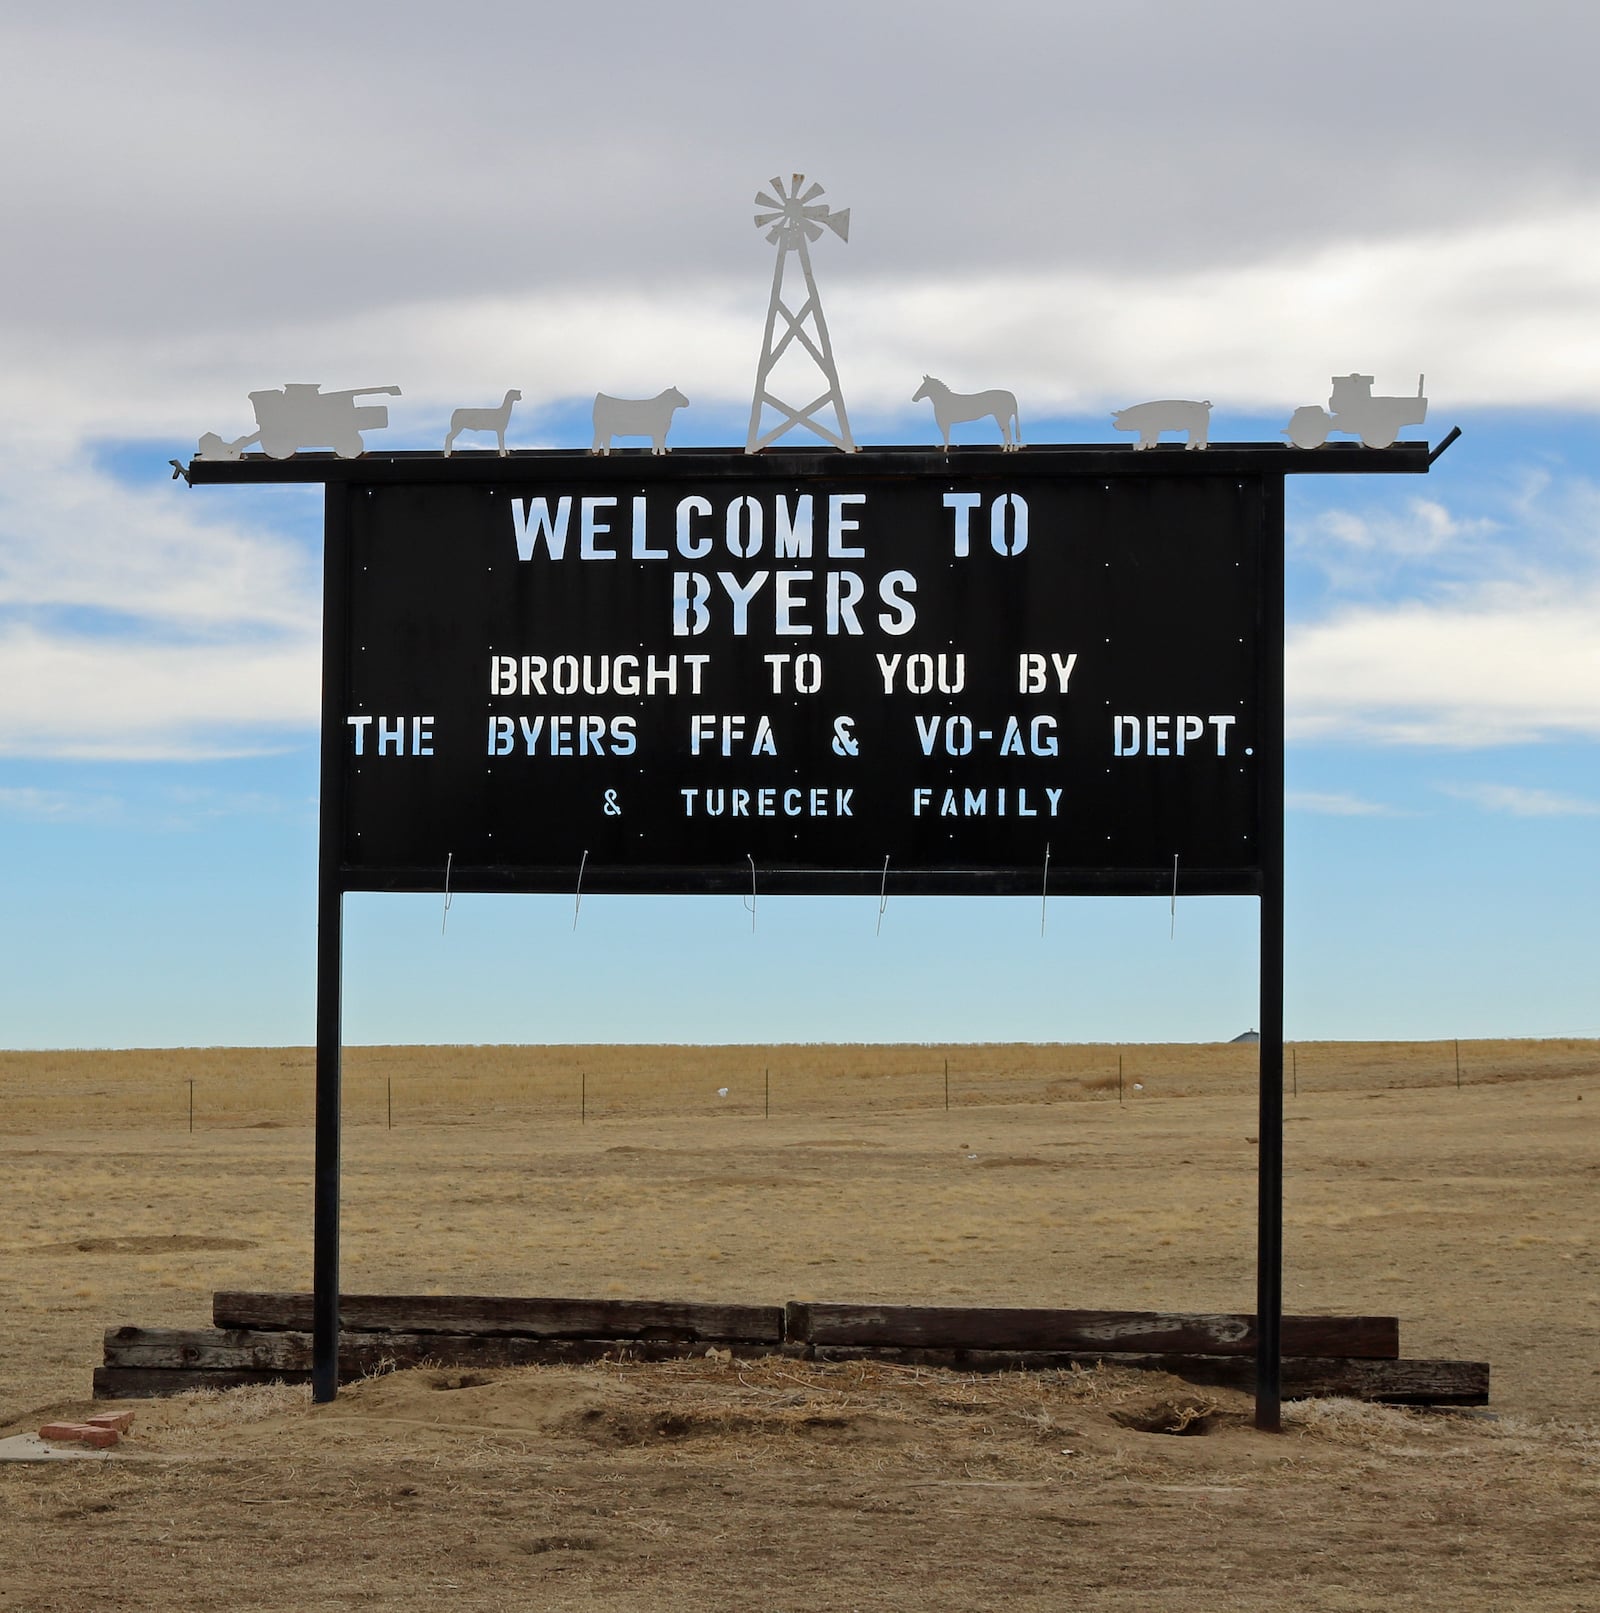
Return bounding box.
[1256,476,1286,1433]
[312,486,350,1405]
[312,889,343,1402]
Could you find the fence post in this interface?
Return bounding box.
[764,1067,770,1119]
[1292,1046,1298,1098]
[387,1075,393,1130]
[944,1057,949,1112]
[1118,1054,1124,1105]
[1455,1039,1461,1090]
[188,1078,194,1134]
[581,1072,587,1124]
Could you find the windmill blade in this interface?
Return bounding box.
[799,203,835,221]
[822,207,850,243]
[803,220,824,243]
[791,172,806,196]
[798,180,824,203]
[768,175,789,200]
[766,226,787,246]
[754,211,786,228]
[755,191,782,211]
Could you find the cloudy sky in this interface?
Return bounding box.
[2,1,1597,1048]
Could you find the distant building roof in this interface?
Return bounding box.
[1231,1029,1261,1044]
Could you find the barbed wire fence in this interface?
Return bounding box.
[2,1041,1594,1135]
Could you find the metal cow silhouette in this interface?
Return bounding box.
[591,387,690,454]
[913,376,1022,451]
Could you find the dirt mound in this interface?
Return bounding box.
[82,1358,1271,1466]
[10,1358,1599,1610]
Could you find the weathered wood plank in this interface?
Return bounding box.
[94,1366,307,1399]
[788,1303,1399,1359]
[806,1346,1488,1404]
[104,1327,788,1374]
[1277,1356,1488,1404]
[212,1292,785,1343]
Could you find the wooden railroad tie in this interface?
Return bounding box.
[92,1293,1489,1406]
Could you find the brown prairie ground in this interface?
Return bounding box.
[2,1039,1597,1612]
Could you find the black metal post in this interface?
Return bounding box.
[1256,475,1286,1433]
[312,484,351,1406]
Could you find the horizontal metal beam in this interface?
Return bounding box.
[184,441,1433,486]
[334,862,1264,898]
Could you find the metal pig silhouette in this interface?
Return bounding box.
[1111,399,1212,450]
[1285,374,1427,449]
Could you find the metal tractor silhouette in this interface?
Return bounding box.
[1285,374,1427,450]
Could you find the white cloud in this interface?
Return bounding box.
[8,4,1600,313]
[0,436,321,759]
[10,200,1600,455]
[0,786,124,823]
[1305,498,1498,562]
[0,625,317,759]
[1286,791,1405,817]
[1287,467,1600,746]
[0,442,318,628]
[1438,783,1600,817]
[1287,586,1600,746]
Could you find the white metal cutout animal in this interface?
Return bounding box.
[912,376,1022,451]
[591,387,690,454]
[444,389,521,456]
[1111,399,1212,450]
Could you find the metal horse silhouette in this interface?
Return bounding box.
[913,376,1022,451]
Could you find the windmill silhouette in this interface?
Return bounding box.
[745,174,855,453]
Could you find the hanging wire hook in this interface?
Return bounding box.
[442,852,454,936]
[573,850,588,931]
[876,855,890,936]
[1170,853,1179,940]
[741,854,757,933]
[1040,842,1051,938]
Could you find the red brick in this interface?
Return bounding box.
[38,1422,119,1448]
[84,1411,135,1433]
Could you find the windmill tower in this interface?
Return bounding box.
[745,174,855,453]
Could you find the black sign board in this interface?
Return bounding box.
[335,462,1266,895]
[189,438,1438,1428]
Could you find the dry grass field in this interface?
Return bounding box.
[2,1038,1597,1612]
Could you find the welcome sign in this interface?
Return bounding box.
[331,456,1266,894]
[188,433,1435,1422]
